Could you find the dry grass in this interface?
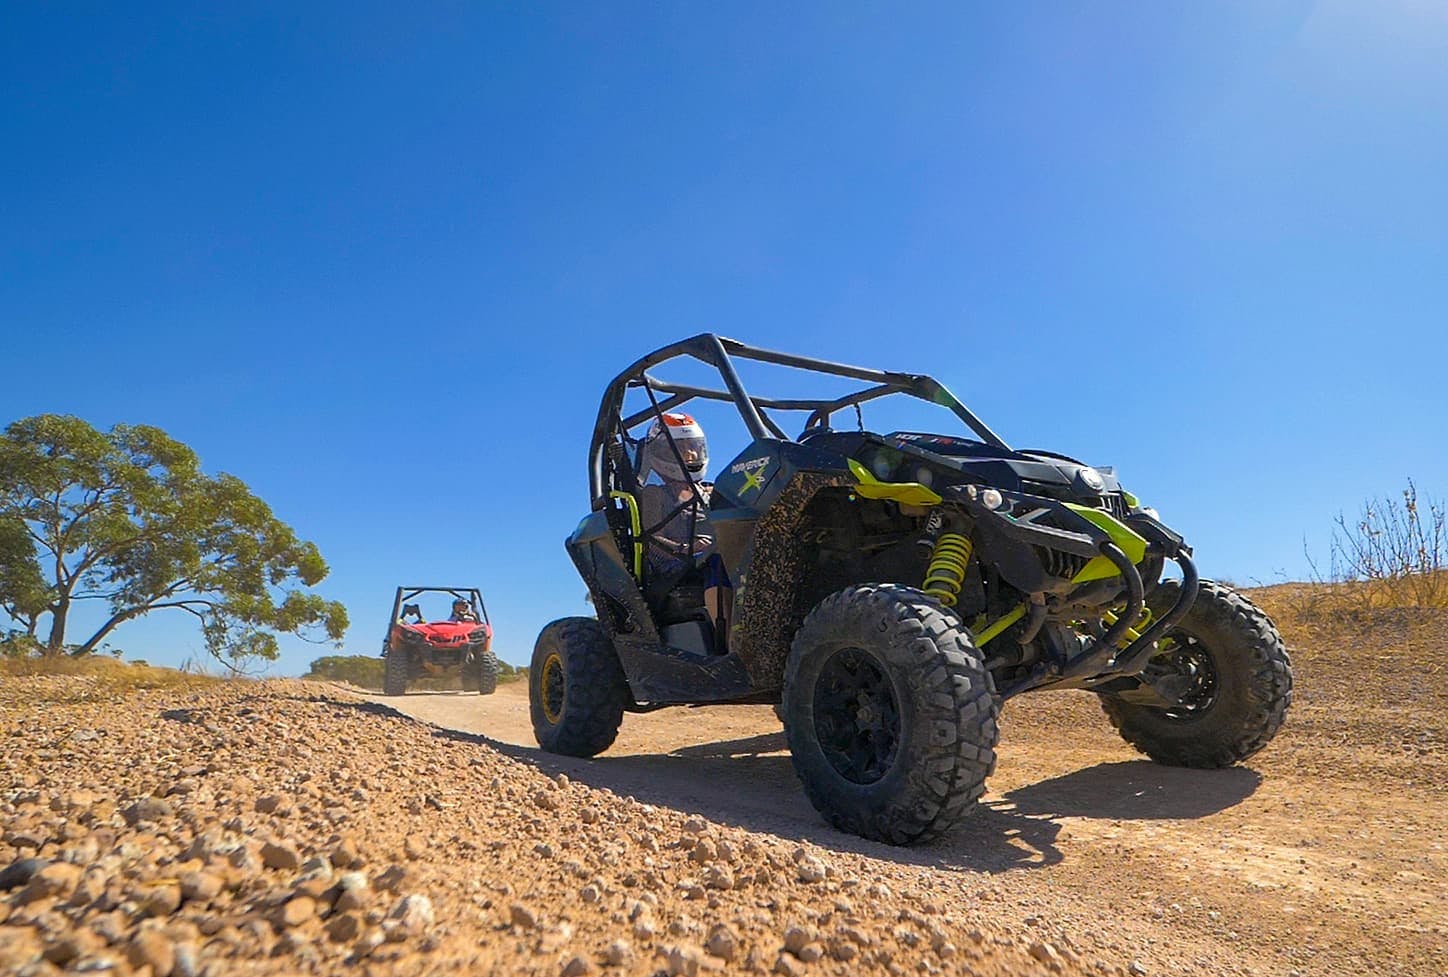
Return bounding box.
[0,655,224,706]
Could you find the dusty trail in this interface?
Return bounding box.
[368,644,1446,977]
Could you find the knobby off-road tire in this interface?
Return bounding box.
[782,584,1000,846]
[382,648,409,697]
[530,618,630,758]
[463,647,500,695]
[1099,580,1293,767]
[474,647,499,695]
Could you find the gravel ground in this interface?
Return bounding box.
[3,587,1443,977]
[1,677,1108,977]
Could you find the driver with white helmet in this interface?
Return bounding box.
[637,412,732,638]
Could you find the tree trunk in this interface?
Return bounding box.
[45,598,69,655]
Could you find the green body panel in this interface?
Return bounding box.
[847,459,943,507]
[1066,504,1149,583]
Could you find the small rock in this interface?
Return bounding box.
[798,943,824,963]
[773,953,805,976]
[374,864,407,893]
[127,931,176,977]
[173,941,200,977]
[278,895,317,928]
[603,938,634,967]
[703,865,734,891]
[255,794,286,814]
[795,856,827,884]
[580,807,599,825]
[782,926,815,956]
[122,796,174,826]
[1029,941,1060,965]
[43,932,100,966]
[510,902,539,930]
[388,894,434,935]
[140,882,182,917]
[325,912,362,942]
[705,923,740,961]
[332,835,363,869]
[690,838,717,864]
[0,857,47,891]
[18,861,83,904]
[662,944,701,977]
[178,871,223,904]
[581,884,601,904]
[261,841,301,871]
[532,790,559,811]
[561,954,594,976]
[1129,962,1148,976]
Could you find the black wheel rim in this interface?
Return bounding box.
[541,653,565,724]
[1151,633,1220,719]
[812,647,901,785]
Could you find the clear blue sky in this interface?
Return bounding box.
[3,3,1445,673]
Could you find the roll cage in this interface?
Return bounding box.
[388,586,490,629]
[587,334,1010,510]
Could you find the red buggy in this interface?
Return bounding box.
[382,587,498,696]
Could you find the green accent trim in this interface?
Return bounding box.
[847,458,943,507]
[1121,490,1140,509]
[608,491,645,579]
[972,603,1027,646]
[1065,504,1149,583]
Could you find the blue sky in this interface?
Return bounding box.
[3,3,1445,673]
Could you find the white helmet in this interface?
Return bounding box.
[641,412,708,483]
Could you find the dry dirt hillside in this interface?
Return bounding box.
[2,586,1444,977]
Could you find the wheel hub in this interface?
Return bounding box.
[541,653,565,725]
[1146,634,1220,718]
[812,647,901,785]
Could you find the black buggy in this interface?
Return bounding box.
[531,335,1293,845]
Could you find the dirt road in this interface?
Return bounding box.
[369,626,1446,977]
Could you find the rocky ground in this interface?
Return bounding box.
[2,587,1444,976]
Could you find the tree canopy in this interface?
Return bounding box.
[0,414,348,668]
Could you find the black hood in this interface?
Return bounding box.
[886,432,1122,499]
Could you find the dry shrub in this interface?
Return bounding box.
[1290,480,1448,657]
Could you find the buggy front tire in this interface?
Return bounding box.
[382,649,409,696]
[530,618,630,757]
[1099,580,1293,768]
[782,584,1000,846]
[473,647,500,695]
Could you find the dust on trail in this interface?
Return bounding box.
[370,648,1446,977]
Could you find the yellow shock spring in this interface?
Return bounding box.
[923,533,973,607]
[1102,604,1155,648]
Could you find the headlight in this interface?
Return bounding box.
[913,466,934,487]
[1077,467,1105,492]
[981,487,1005,510]
[869,450,894,480]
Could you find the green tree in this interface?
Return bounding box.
[0,414,348,669]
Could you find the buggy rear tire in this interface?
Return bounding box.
[782,584,1000,846]
[1098,580,1293,767]
[530,618,630,757]
[382,648,409,696]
